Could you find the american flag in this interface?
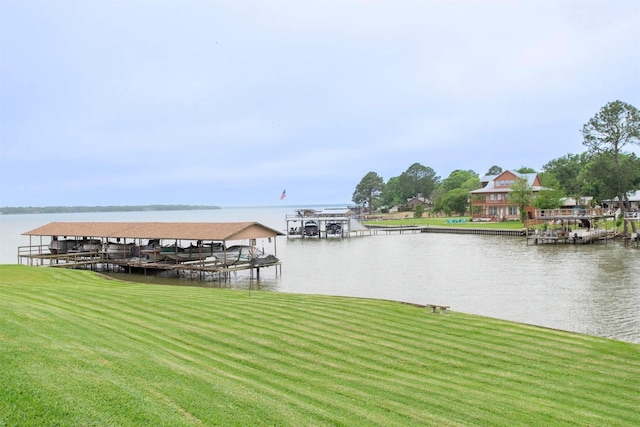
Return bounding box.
[280,189,286,200]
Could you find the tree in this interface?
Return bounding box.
[380,176,403,208]
[440,170,478,193]
[438,188,470,216]
[461,175,481,192]
[509,177,533,223]
[515,166,536,174]
[398,163,440,200]
[541,152,592,196]
[434,170,480,216]
[352,172,385,212]
[413,204,424,218]
[581,100,640,232]
[535,174,564,209]
[486,165,503,176]
[579,153,640,205]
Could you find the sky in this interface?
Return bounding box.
[1,0,639,207]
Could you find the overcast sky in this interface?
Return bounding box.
[1,0,639,207]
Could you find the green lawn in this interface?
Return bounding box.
[364,216,526,229]
[1,265,638,426]
[364,216,621,231]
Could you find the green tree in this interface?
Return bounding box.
[461,175,481,192]
[398,163,440,200]
[413,204,424,218]
[541,152,592,196]
[439,188,470,216]
[485,165,503,176]
[380,176,403,208]
[440,170,478,193]
[579,153,640,205]
[352,172,385,212]
[535,174,564,209]
[509,177,533,223]
[515,166,537,174]
[581,100,640,232]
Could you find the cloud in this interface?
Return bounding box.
[1,0,638,206]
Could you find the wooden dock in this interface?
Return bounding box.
[526,229,614,245]
[18,246,281,281]
[18,221,283,281]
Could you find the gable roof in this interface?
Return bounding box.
[470,170,545,194]
[22,222,284,241]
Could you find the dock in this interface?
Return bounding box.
[18,221,283,281]
[285,208,369,238]
[524,208,619,245]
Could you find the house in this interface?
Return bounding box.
[470,170,546,221]
[600,190,640,211]
[406,196,431,210]
[559,196,594,209]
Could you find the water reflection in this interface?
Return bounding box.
[107,271,279,292]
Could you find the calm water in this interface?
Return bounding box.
[1,207,639,343]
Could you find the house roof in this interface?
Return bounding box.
[470,171,546,194]
[22,222,284,241]
[315,208,353,216]
[601,190,640,203]
[560,196,594,207]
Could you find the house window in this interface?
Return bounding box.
[497,194,502,201]
[490,194,495,201]
[489,206,498,215]
[508,206,518,215]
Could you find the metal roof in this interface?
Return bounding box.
[470,171,546,194]
[22,222,284,241]
[601,190,640,202]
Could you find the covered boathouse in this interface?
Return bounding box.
[19,221,284,280]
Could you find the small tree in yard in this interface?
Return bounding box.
[413,204,424,219]
[439,188,470,216]
[509,177,533,223]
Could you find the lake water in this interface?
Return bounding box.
[1,207,639,343]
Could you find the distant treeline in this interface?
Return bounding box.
[0,205,221,215]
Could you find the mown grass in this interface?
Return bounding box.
[1,265,638,426]
[364,216,621,231]
[364,216,526,229]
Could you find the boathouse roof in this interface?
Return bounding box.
[22,222,284,241]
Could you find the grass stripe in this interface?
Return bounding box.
[1,265,638,426]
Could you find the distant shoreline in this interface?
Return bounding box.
[0,205,221,215]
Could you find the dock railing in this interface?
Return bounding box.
[536,208,611,218]
[623,211,640,220]
[18,244,104,266]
